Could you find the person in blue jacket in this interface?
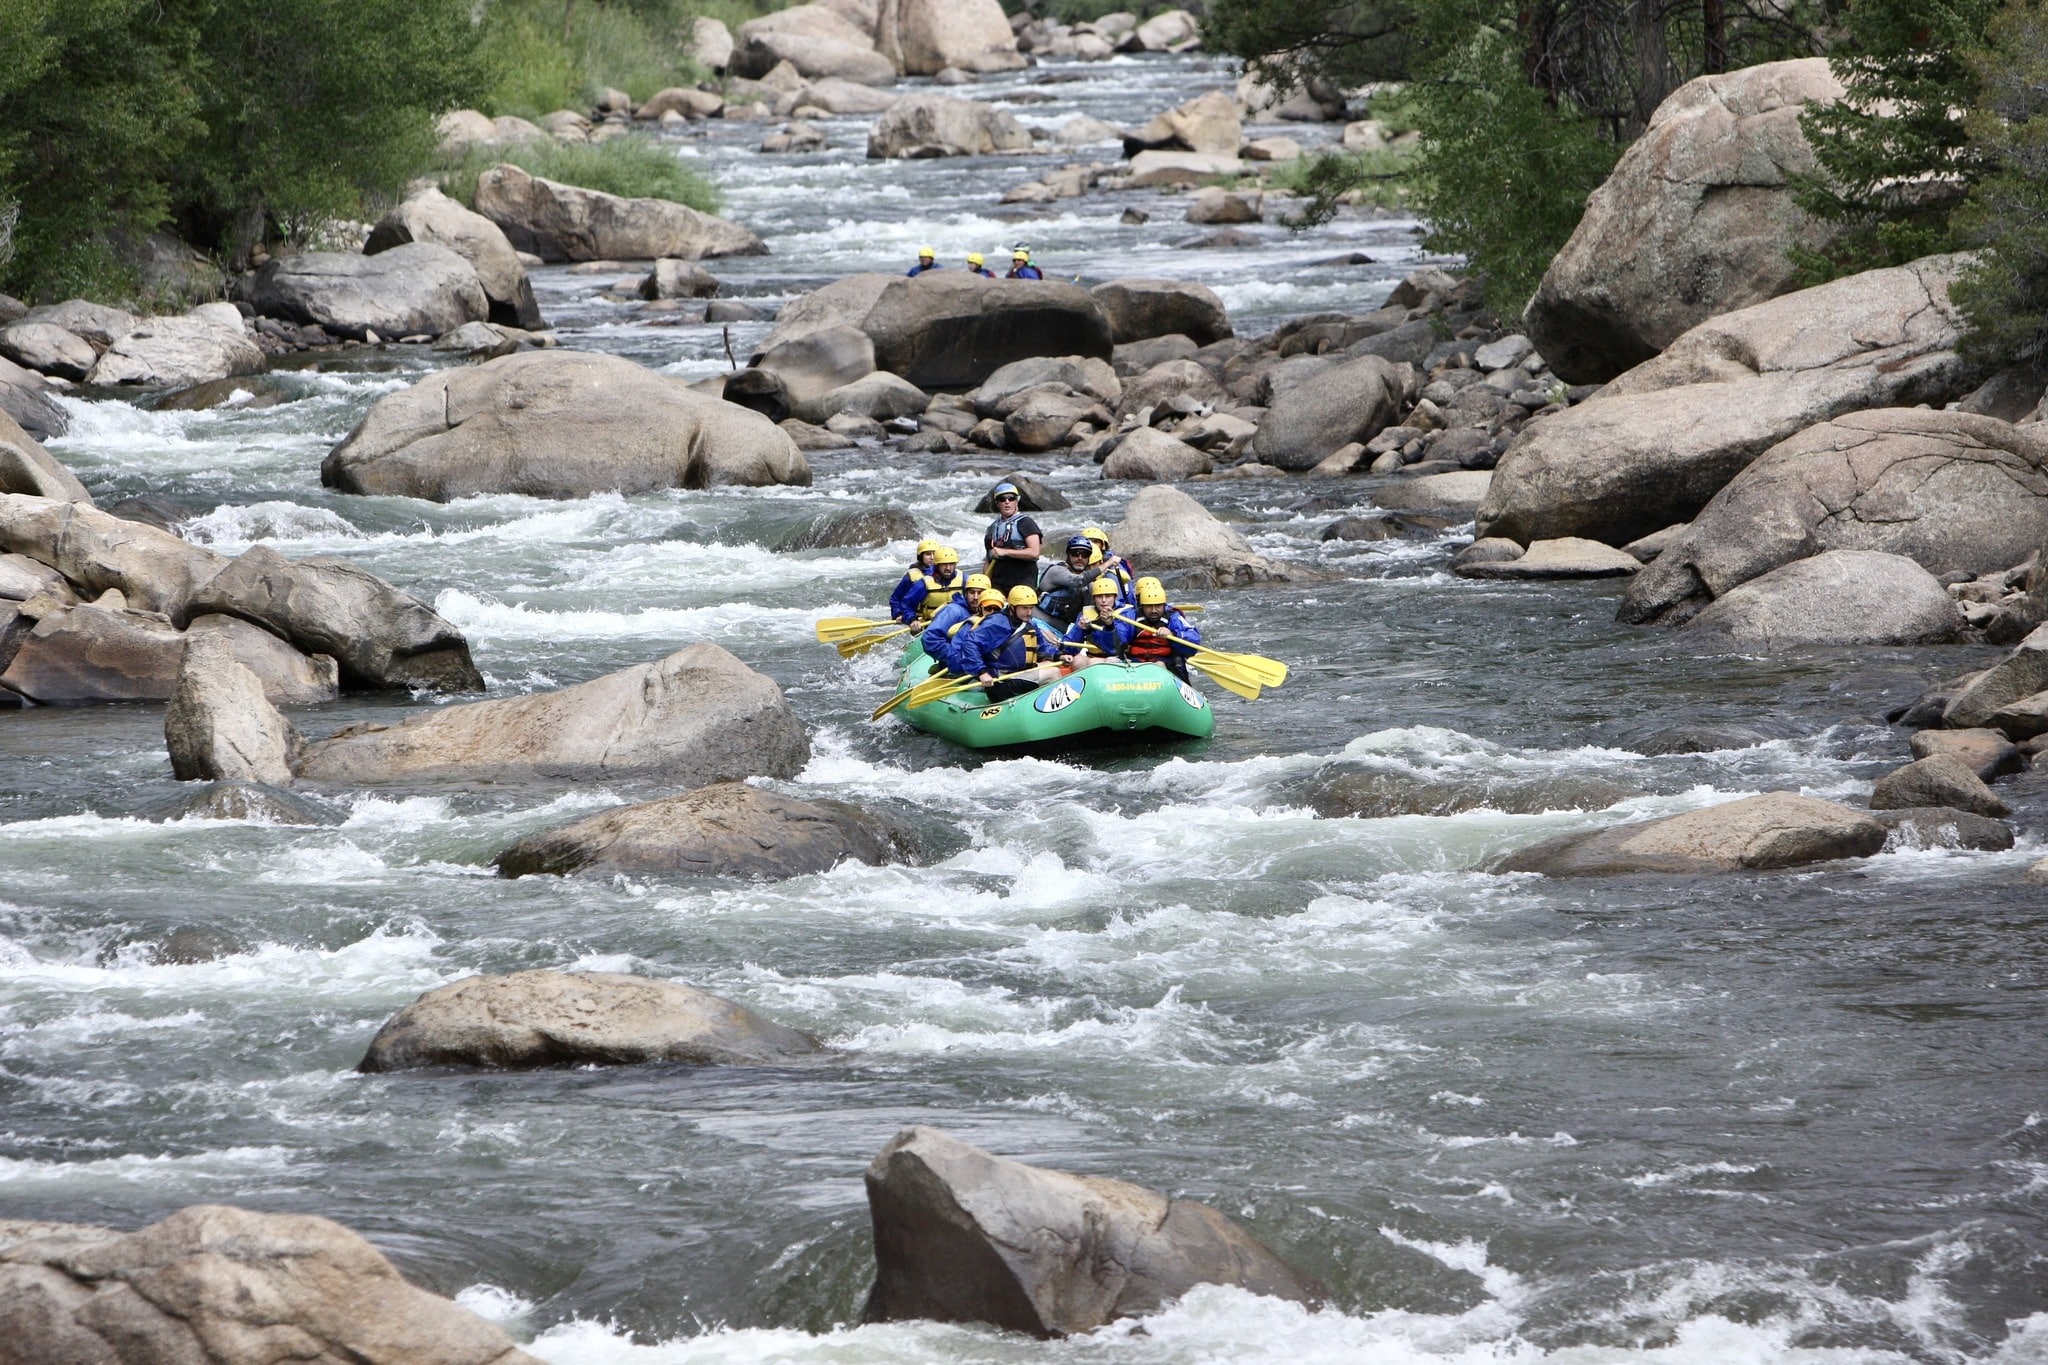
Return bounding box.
[966,584,1063,701]
[965,251,996,278]
[1006,248,1043,280]
[907,246,941,277]
[1114,576,1200,682]
[890,543,964,624]
[1080,525,1135,607]
[1060,577,1124,667]
[921,579,997,674]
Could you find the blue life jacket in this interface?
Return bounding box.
[906,262,941,276]
[1007,264,1044,280]
[966,613,1060,675]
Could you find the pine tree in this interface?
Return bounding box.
[1951,2,2048,369]
[1794,0,2004,279]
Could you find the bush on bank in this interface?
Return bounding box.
[433,137,721,216]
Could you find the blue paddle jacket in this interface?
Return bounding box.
[920,600,980,671]
[906,261,941,276]
[963,613,1062,676]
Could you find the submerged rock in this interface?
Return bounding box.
[0,1206,543,1364]
[1496,791,1886,875]
[147,780,326,825]
[1872,806,2015,852]
[496,782,915,880]
[774,506,919,550]
[358,969,821,1071]
[861,1126,1323,1337]
[297,643,808,786]
[1298,766,1639,819]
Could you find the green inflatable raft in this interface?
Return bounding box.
[888,640,1215,749]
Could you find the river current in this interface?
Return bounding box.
[3,52,2047,1365]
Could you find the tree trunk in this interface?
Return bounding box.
[1704,0,1726,74]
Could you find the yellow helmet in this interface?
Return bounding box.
[967,252,985,266]
[977,588,1007,610]
[1080,525,1109,547]
[915,537,940,557]
[1090,577,1120,597]
[917,246,935,259]
[931,545,960,565]
[1006,585,1040,607]
[1135,576,1167,606]
[965,572,992,592]
[1012,247,1030,260]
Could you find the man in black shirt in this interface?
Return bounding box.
[981,481,1043,596]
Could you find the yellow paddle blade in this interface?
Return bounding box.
[870,671,972,720]
[1189,654,1264,700]
[1202,649,1287,688]
[816,616,894,643]
[837,626,912,658]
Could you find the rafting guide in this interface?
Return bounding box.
[816,479,1289,745]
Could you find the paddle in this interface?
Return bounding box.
[815,615,899,643]
[871,667,1053,720]
[836,625,913,658]
[1111,613,1288,688]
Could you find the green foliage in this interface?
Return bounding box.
[1268,145,1419,216]
[1405,19,1619,313]
[1202,0,1419,92]
[1795,0,2003,280]
[478,0,720,117]
[433,135,720,213]
[0,0,488,301]
[1952,2,2048,368]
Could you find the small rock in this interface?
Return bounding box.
[1473,334,1536,372]
[1450,537,1525,571]
[358,969,822,1071]
[1455,537,1640,580]
[1496,791,1887,875]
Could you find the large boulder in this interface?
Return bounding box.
[366,185,542,331]
[1943,624,2048,729]
[868,93,1032,158]
[1109,485,1292,583]
[875,0,1025,73]
[0,1206,543,1364]
[358,969,820,1071]
[693,16,736,70]
[1102,427,1212,481]
[1496,791,1887,875]
[0,494,224,623]
[0,410,89,502]
[189,545,483,693]
[861,1126,1321,1337]
[325,350,808,500]
[0,603,189,703]
[1250,355,1407,470]
[164,632,301,784]
[969,355,1120,415]
[758,273,1111,390]
[1477,255,1973,548]
[184,613,340,704]
[83,303,266,389]
[1621,410,2048,624]
[0,355,68,441]
[734,5,896,84]
[1868,753,2009,818]
[1681,549,1962,646]
[246,245,487,341]
[473,164,767,263]
[0,320,96,380]
[728,325,880,422]
[1122,90,1240,158]
[1089,279,1231,346]
[297,642,808,785]
[496,782,912,879]
[1525,59,1847,384]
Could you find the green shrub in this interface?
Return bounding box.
[1268,145,1418,215]
[433,135,720,213]
[478,0,728,118]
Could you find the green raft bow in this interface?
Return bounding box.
[886,640,1215,749]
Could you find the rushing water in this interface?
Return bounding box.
[4,52,2048,1365]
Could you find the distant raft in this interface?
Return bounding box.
[889,640,1215,748]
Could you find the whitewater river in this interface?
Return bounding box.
[4,52,2047,1365]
